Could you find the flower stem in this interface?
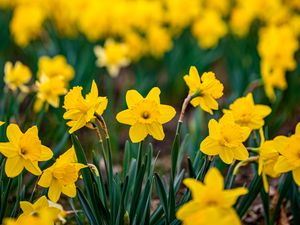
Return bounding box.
[233,156,259,175]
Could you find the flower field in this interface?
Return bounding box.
[0,0,300,225]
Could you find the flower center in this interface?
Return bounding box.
[142,111,150,119]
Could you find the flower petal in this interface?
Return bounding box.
[158,104,176,124]
[274,156,292,173]
[0,143,18,157]
[292,167,300,186]
[200,137,222,155]
[233,145,249,161]
[219,148,234,164]
[146,87,160,103]
[5,157,24,177]
[204,168,224,191]
[7,124,23,144]
[62,183,76,198]
[39,146,53,161]
[129,123,148,143]
[24,160,42,176]
[48,179,62,202]
[126,90,143,108]
[147,122,165,141]
[116,109,135,125]
[38,170,53,187]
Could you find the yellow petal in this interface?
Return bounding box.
[24,160,42,176]
[158,104,176,124]
[116,109,135,125]
[262,173,269,193]
[255,105,272,117]
[295,122,300,135]
[62,183,76,198]
[274,156,292,173]
[204,168,224,191]
[203,95,218,110]
[219,148,234,164]
[19,201,34,213]
[273,136,289,155]
[33,196,49,209]
[126,90,143,108]
[38,170,53,187]
[48,179,62,202]
[6,124,23,144]
[233,146,249,161]
[146,87,160,103]
[176,201,201,220]
[0,143,18,157]
[208,119,221,139]
[189,66,201,85]
[39,146,53,161]
[223,187,248,207]
[5,156,24,177]
[292,167,300,186]
[183,178,204,200]
[68,116,86,134]
[200,137,223,155]
[129,123,148,143]
[147,122,165,141]
[95,97,108,115]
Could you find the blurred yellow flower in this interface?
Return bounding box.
[223,93,271,131]
[0,121,4,126]
[183,66,223,114]
[200,113,250,164]
[37,55,75,85]
[10,4,46,47]
[258,24,298,101]
[0,124,53,177]
[146,25,173,58]
[18,196,65,224]
[94,39,130,77]
[34,74,67,112]
[4,61,32,92]
[116,87,176,143]
[124,31,147,62]
[176,168,247,225]
[38,146,86,202]
[192,10,227,49]
[63,80,108,134]
[274,123,300,186]
[257,129,280,192]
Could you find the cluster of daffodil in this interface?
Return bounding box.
[3,55,74,112]
[0,64,300,225]
[1,0,299,99]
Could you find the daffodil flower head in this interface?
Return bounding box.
[0,124,53,177]
[63,80,108,134]
[4,61,32,92]
[257,128,280,192]
[18,196,65,225]
[183,66,224,114]
[116,87,176,143]
[37,55,75,85]
[94,39,130,77]
[200,113,251,164]
[34,74,67,112]
[176,168,247,225]
[223,93,271,131]
[38,146,86,202]
[274,122,300,185]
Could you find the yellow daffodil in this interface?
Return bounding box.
[37,55,75,85]
[223,93,271,131]
[257,129,280,192]
[183,66,224,114]
[94,39,130,77]
[200,113,251,164]
[176,168,247,225]
[10,5,46,47]
[34,74,67,112]
[0,124,53,177]
[63,80,108,134]
[274,123,300,185]
[192,10,227,49]
[18,196,65,224]
[4,61,32,92]
[38,146,86,202]
[116,87,176,143]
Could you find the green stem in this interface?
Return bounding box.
[0,178,12,223]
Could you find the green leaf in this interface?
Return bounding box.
[154,173,169,224]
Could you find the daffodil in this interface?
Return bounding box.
[34,74,67,112]
[0,124,53,177]
[37,55,75,85]
[38,146,86,202]
[116,87,176,143]
[257,129,280,192]
[94,39,130,77]
[200,113,251,164]
[176,168,247,225]
[4,61,32,92]
[18,196,65,224]
[223,93,271,131]
[63,80,108,134]
[274,123,300,185]
[183,66,224,114]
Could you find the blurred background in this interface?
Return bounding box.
[0,0,299,161]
